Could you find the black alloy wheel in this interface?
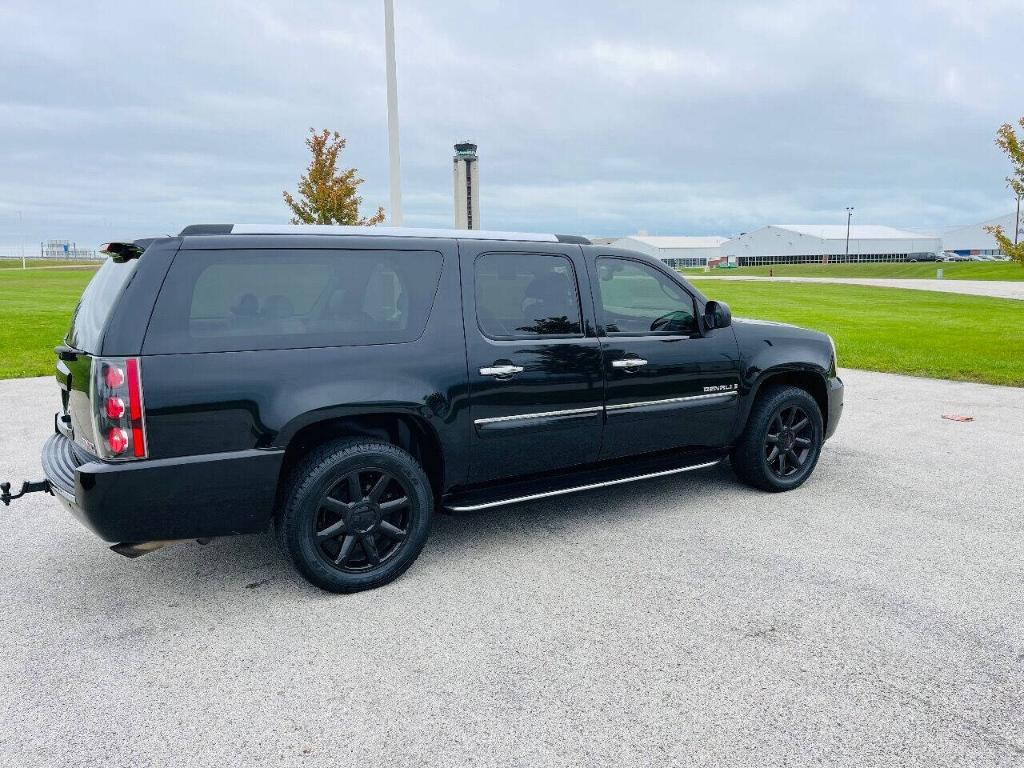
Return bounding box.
[277,439,433,593]
[730,384,823,492]
[764,405,814,479]
[312,467,412,572]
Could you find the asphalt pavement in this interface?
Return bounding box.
[692,275,1024,301]
[1,369,1022,767]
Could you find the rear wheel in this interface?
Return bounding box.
[730,385,823,492]
[277,439,433,593]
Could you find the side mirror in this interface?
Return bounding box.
[703,300,732,330]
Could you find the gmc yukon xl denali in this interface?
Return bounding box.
[2,225,843,592]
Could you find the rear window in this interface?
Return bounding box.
[474,252,582,339]
[143,249,443,353]
[66,258,139,352]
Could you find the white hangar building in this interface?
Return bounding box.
[611,235,729,268]
[720,225,942,267]
[944,213,1020,257]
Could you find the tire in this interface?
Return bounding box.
[730,385,823,492]
[276,439,433,593]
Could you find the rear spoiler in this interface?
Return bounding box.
[98,239,155,262]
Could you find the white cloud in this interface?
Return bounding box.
[0,0,1019,246]
[585,41,722,82]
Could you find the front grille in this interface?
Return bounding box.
[41,433,81,497]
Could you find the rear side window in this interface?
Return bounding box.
[144,249,443,353]
[474,252,582,339]
[66,258,139,352]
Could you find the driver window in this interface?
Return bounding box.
[474,252,583,339]
[596,257,697,335]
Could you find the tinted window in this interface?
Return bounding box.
[595,257,697,335]
[144,249,443,353]
[66,258,139,352]
[474,253,582,339]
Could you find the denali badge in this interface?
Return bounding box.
[703,384,738,393]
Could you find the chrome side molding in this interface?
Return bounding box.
[605,391,738,411]
[474,405,603,426]
[473,390,739,427]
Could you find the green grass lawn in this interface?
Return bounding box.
[1,265,1021,387]
[691,279,1024,386]
[0,268,97,378]
[681,261,1024,280]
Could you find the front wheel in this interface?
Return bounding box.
[276,439,433,593]
[730,385,824,492]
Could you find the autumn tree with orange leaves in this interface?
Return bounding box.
[283,128,385,226]
[985,117,1024,265]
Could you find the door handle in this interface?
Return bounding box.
[612,357,648,370]
[480,364,524,377]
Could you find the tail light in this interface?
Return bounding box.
[91,357,148,460]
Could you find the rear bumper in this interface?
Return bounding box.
[41,432,284,542]
[824,375,844,440]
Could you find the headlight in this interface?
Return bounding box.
[828,335,838,369]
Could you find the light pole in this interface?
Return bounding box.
[384,0,403,226]
[845,207,854,262]
[17,210,25,269]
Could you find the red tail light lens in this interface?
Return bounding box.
[91,357,148,460]
[105,366,125,388]
[107,427,129,454]
[105,397,125,419]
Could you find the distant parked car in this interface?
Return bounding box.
[941,252,971,262]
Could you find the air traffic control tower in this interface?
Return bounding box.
[453,141,479,230]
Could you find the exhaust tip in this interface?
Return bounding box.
[110,540,182,558]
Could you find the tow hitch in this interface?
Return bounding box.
[1,479,53,506]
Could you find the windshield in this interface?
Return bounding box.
[66,258,138,352]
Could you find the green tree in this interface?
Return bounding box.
[984,117,1024,265]
[283,128,386,226]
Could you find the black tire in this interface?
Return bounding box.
[730,385,823,492]
[276,439,433,593]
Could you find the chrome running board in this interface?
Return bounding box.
[444,459,722,513]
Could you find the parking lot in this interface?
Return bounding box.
[1,368,1022,767]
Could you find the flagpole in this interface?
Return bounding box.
[384,0,403,226]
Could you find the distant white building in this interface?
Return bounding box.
[611,235,729,268]
[721,225,942,266]
[944,213,1020,256]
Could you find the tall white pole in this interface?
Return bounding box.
[384,0,403,226]
[18,210,25,269]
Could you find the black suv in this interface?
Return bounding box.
[4,225,843,592]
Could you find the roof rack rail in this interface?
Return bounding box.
[178,224,590,245]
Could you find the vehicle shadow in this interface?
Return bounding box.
[35,462,744,605]
[430,462,739,556]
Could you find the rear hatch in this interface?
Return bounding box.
[56,256,140,457]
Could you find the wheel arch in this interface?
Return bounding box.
[276,412,446,504]
[737,366,829,439]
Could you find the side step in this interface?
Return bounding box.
[443,450,726,513]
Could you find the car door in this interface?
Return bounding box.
[590,253,741,461]
[460,241,604,484]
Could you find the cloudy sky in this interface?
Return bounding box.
[1,0,1020,249]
